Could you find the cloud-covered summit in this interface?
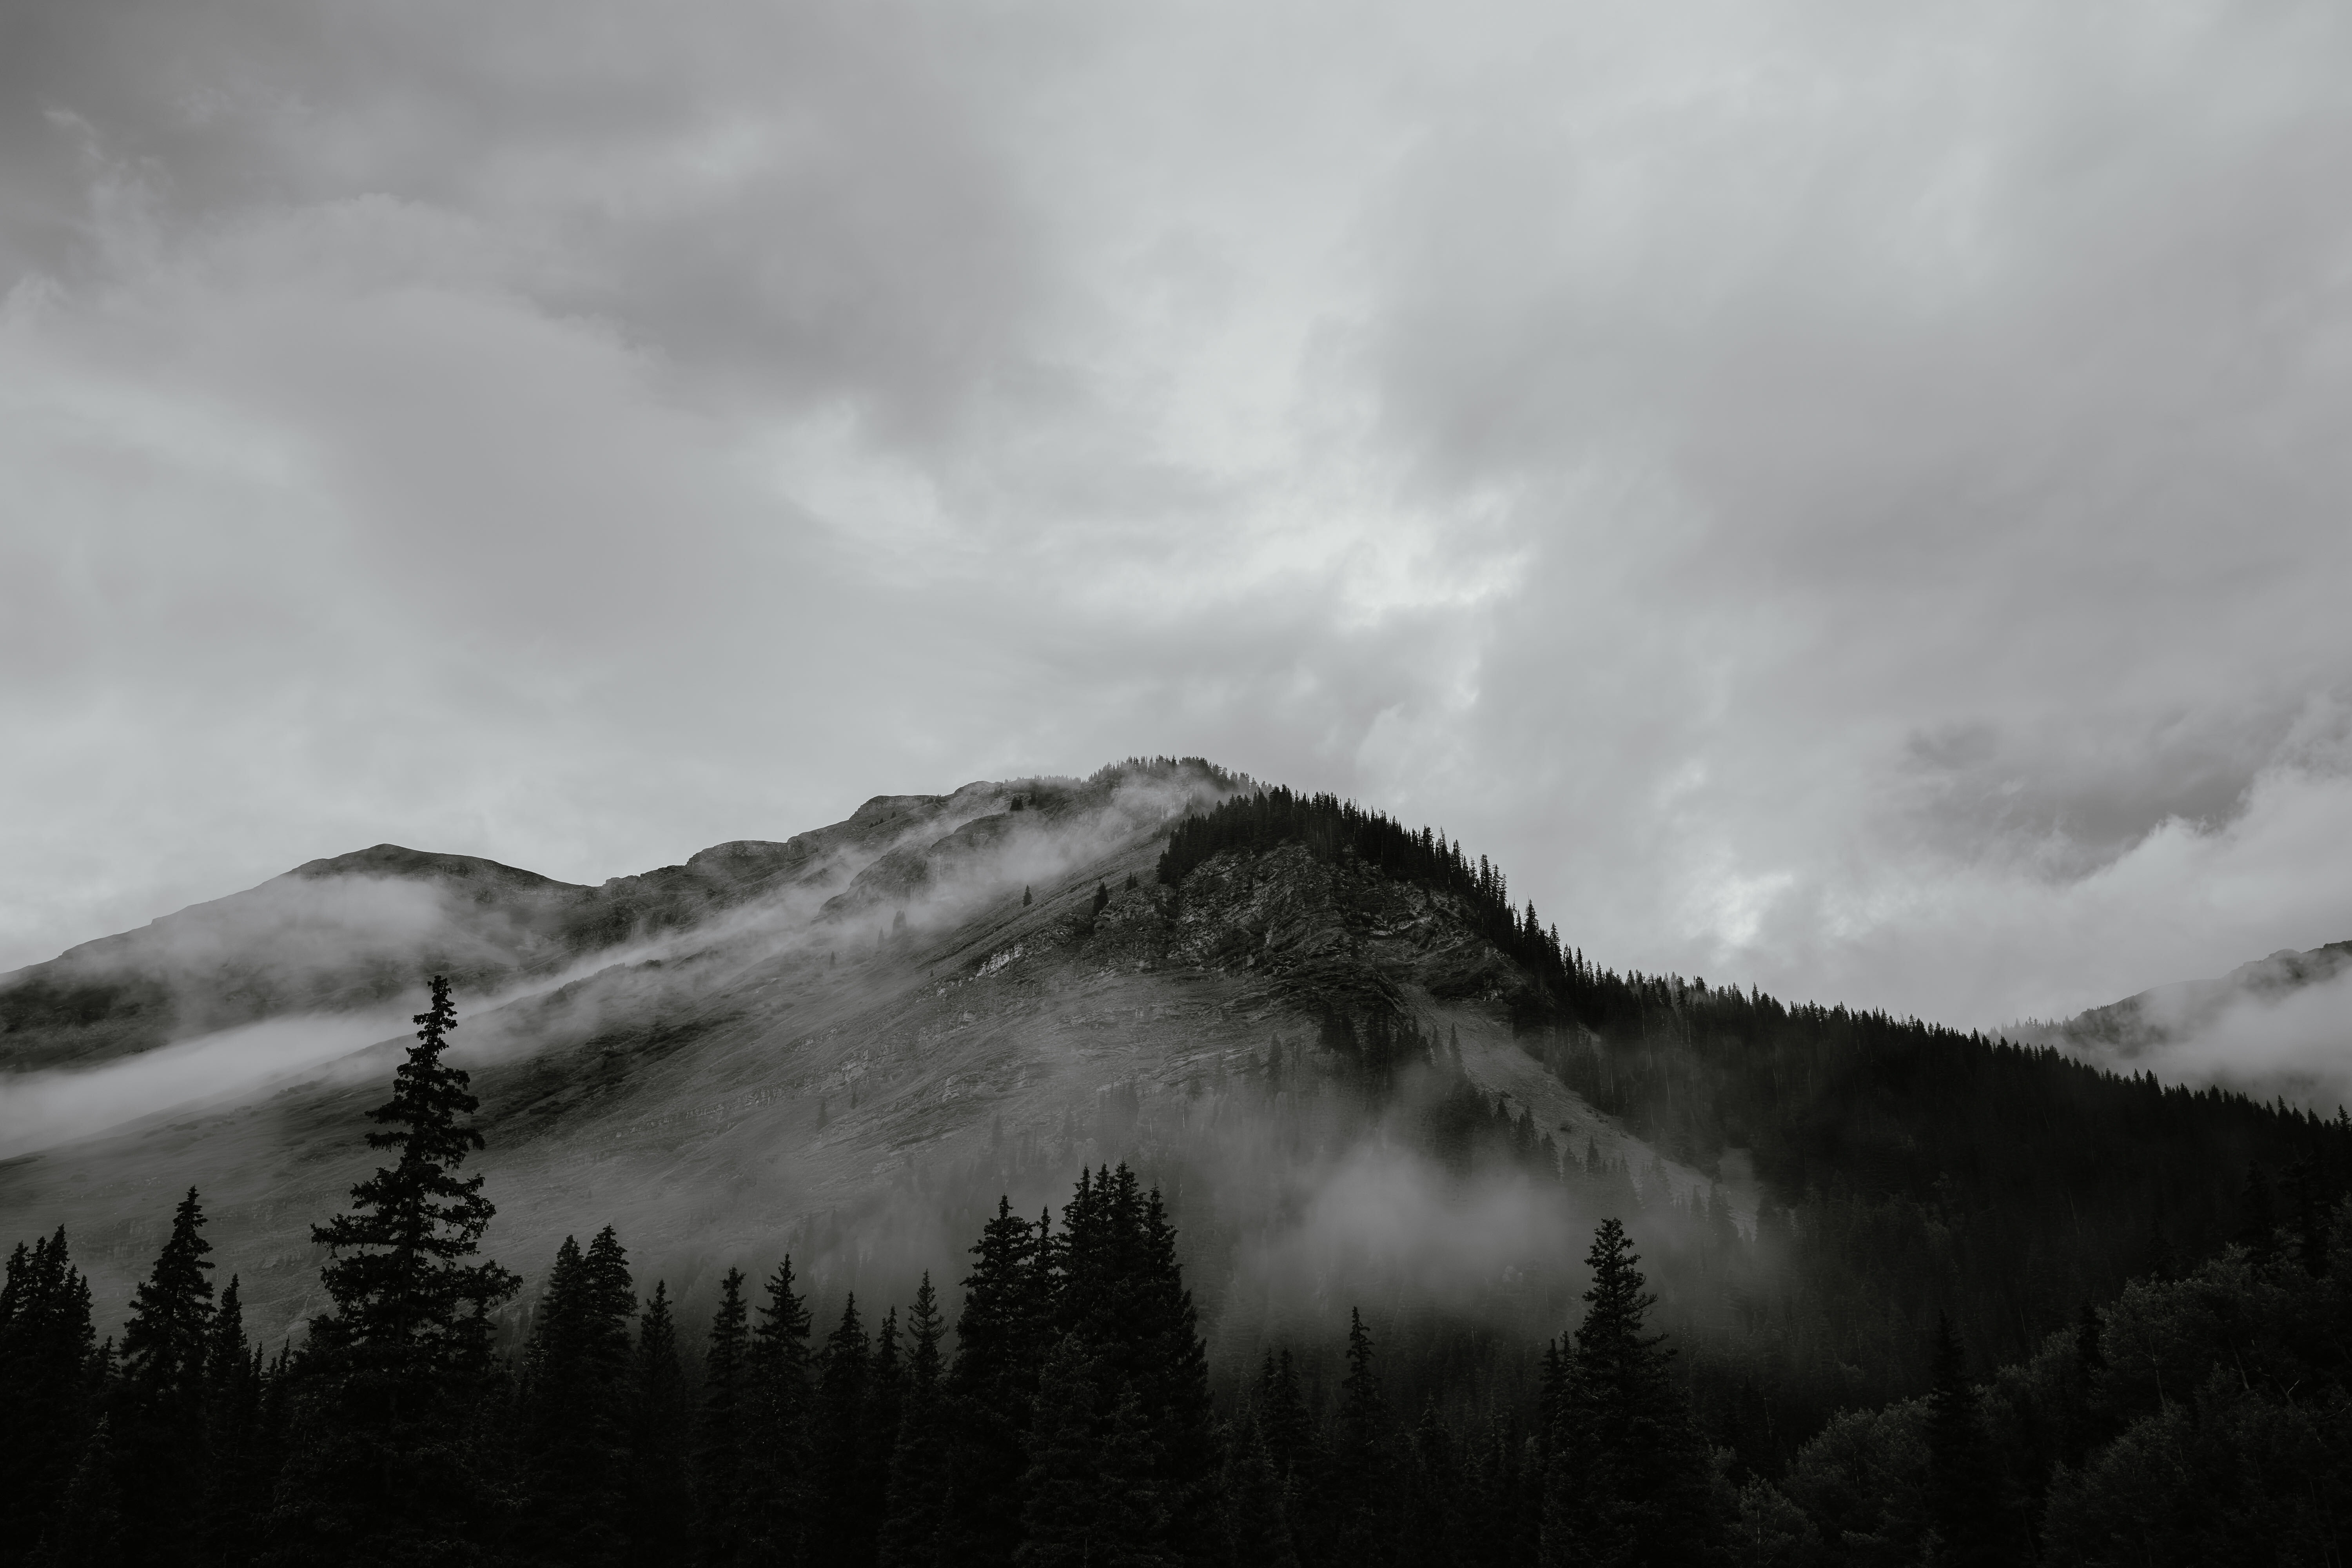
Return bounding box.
[6,0,2352,1037]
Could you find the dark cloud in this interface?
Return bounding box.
[6,0,2352,1039]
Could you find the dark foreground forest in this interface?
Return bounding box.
[9,969,2352,1566]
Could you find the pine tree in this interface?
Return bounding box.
[200,1276,270,1567]
[697,1269,754,1567]
[273,976,521,1563]
[1040,1167,1217,1560]
[310,976,519,1348]
[1133,1187,1218,1564]
[624,1282,696,1568]
[858,1309,904,1564]
[808,1294,871,1566]
[111,1188,216,1562]
[1332,1309,1396,1567]
[747,1256,814,1566]
[880,1276,949,1568]
[1543,1219,1717,1568]
[0,1229,100,1568]
[518,1228,639,1566]
[940,1199,1050,1568]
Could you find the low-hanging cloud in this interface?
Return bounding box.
[0,766,1226,1156]
[0,1007,412,1159]
[5,0,2352,1049]
[2132,968,2352,1113]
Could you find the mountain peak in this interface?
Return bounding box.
[286,843,579,890]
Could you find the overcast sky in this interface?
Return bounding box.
[5,0,2350,1030]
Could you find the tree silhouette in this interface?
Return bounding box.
[273,976,520,1563]
[517,1227,638,1566]
[113,1188,216,1561]
[1545,1219,1717,1566]
[880,1276,949,1568]
[695,1269,753,1566]
[624,1281,694,1566]
[0,1229,100,1566]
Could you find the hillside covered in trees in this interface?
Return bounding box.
[9,973,2352,1566]
[8,774,2350,1563]
[1156,788,2352,1436]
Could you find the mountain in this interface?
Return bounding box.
[2016,939,2352,1109]
[2,757,2343,1477]
[0,786,1038,1074]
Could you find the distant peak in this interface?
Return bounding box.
[285,844,575,889]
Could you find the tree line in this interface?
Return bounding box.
[0,978,1726,1566]
[13,954,2352,1564]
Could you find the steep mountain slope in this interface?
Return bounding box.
[2,758,2343,1475]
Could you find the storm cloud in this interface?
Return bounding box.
[6,0,2352,1039]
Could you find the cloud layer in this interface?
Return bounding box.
[6,0,2352,1040]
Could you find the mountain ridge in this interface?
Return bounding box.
[3,756,2345,1481]
[0,773,1179,1076]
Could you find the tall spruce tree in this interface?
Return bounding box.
[625,1281,695,1568]
[518,1228,639,1566]
[200,1276,270,1567]
[112,1188,217,1563]
[1134,1188,1218,1563]
[858,1309,904,1566]
[879,1276,949,1568]
[1331,1309,1396,1568]
[808,1294,871,1567]
[1044,1168,1217,1563]
[940,1199,1050,1568]
[273,976,521,1563]
[1543,1218,1717,1568]
[748,1256,815,1566]
[697,1268,755,1567]
[0,1229,100,1568]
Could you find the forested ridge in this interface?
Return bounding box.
[10,779,2352,1564]
[1164,789,2352,1415]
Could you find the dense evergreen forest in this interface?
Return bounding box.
[12,778,2352,1566]
[1163,789,2352,1440]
